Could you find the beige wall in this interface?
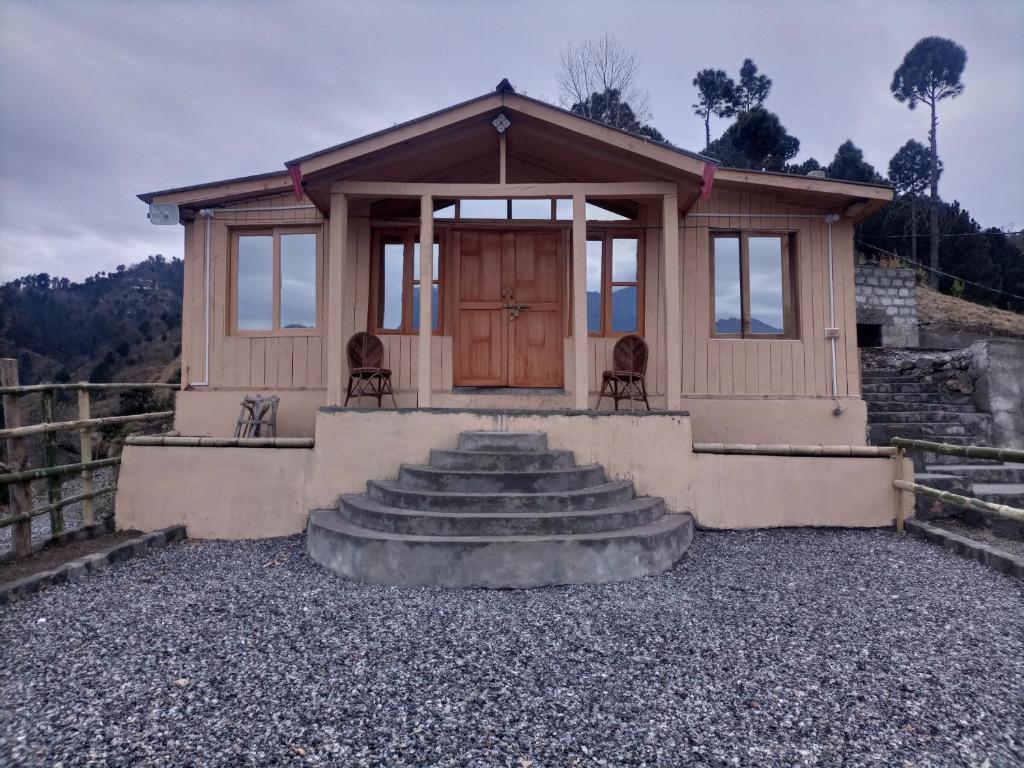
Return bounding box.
[175,186,864,445]
[116,444,311,538]
[174,389,326,437]
[117,409,900,540]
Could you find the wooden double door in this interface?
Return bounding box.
[453,230,565,387]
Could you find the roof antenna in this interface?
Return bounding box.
[495,78,515,94]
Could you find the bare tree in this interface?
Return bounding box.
[557,33,651,127]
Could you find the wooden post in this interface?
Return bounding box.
[417,194,434,408]
[662,192,682,411]
[40,389,64,534]
[78,386,95,526]
[571,192,589,409]
[0,359,32,557]
[326,192,349,406]
[894,447,910,533]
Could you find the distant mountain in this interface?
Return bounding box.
[587,289,638,333]
[0,256,183,385]
[714,317,782,334]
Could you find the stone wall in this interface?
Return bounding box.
[855,265,919,347]
[971,339,1024,449]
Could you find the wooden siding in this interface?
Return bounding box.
[181,188,860,399]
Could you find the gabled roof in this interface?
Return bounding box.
[139,79,893,221]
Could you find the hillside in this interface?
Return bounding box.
[0,256,183,386]
[916,284,1024,340]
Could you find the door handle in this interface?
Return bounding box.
[508,304,530,321]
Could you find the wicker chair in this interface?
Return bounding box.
[595,334,650,411]
[344,332,397,407]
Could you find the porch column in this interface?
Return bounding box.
[326,192,348,406]
[417,194,433,407]
[571,192,589,409]
[662,192,682,411]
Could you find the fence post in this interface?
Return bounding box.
[0,359,33,557]
[78,386,95,526]
[41,389,64,534]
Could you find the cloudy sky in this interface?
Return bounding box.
[1,0,1021,283]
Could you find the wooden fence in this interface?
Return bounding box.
[892,437,1024,532]
[0,358,176,558]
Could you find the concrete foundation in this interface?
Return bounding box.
[970,339,1024,450]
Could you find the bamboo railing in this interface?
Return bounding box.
[891,437,1024,532]
[0,358,175,558]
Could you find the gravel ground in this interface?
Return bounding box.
[1,529,1022,767]
[0,468,117,555]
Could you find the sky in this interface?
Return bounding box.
[1,0,1022,284]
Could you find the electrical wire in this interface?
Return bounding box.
[855,239,1024,303]
[878,228,1023,239]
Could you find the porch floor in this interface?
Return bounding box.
[2,529,1021,765]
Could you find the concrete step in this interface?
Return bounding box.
[867,402,977,413]
[457,431,547,452]
[366,478,636,512]
[306,508,694,588]
[429,448,575,471]
[339,494,665,536]
[974,483,1024,509]
[923,453,1003,466]
[869,411,989,426]
[862,382,948,394]
[862,392,973,405]
[925,463,1024,485]
[397,464,606,493]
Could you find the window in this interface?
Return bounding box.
[586,232,643,336]
[712,232,796,338]
[232,228,320,334]
[371,230,444,334]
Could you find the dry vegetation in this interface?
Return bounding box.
[916,284,1024,339]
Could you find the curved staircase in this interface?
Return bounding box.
[307,431,693,588]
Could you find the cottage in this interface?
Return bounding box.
[117,81,903,586]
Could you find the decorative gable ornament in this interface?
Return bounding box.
[492,113,511,134]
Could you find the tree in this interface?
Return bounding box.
[569,88,665,141]
[784,157,823,175]
[888,139,940,263]
[558,33,651,128]
[733,58,772,112]
[692,69,735,148]
[827,140,884,184]
[704,107,799,171]
[891,36,967,287]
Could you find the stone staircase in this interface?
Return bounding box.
[307,431,694,588]
[863,368,1024,537]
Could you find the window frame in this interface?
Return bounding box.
[229,225,323,337]
[369,228,445,335]
[586,229,645,338]
[710,230,798,340]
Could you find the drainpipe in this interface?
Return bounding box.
[824,213,842,414]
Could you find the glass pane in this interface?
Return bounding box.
[236,235,273,330]
[459,198,509,219]
[413,242,440,281]
[611,285,638,333]
[586,240,603,333]
[586,202,629,221]
[279,233,317,329]
[434,203,456,219]
[555,198,573,220]
[511,198,552,219]
[411,284,440,331]
[611,238,638,281]
[379,242,404,330]
[749,236,785,334]
[713,237,742,333]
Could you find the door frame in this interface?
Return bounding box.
[452,228,567,388]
